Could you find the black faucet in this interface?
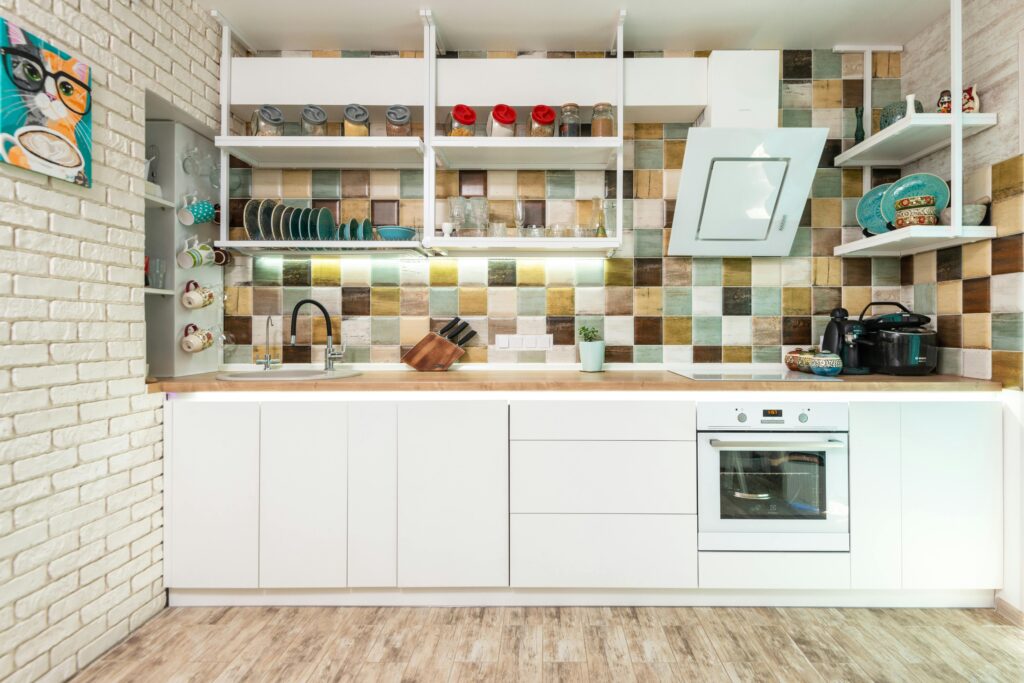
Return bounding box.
[289,299,345,371]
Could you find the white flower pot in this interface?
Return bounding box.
[579,341,605,372]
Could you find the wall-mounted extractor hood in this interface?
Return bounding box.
[667,127,827,257]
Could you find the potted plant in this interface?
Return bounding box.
[578,325,605,373]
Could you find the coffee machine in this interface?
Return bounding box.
[821,308,871,374]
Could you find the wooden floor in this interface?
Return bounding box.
[74,606,1023,682]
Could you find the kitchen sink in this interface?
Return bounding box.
[216,369,361,382]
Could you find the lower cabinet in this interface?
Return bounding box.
[699,552,851,589]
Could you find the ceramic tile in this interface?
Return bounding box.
[486,170,517,199]
[693,317,722,345]
[634,170,663,199]
[634,317,663,345]
[230,168,252,198]
[936,246,962,281]
[459,287,488,316]
[517,287,546,316]
[341,198,370,223]
[429,288,458,317]
[573,287,604,315]
[635,258,663,286]
[993,194,1024,237]
[781,80,812,109]
[693,286,723,315]
[458,258,488,286]
[399,169,424,199]
[962,240,992,278]
[663,123,690,139]
[812,287,842,315]
[843,259,872,286]
[937,315,963,348]
[487,260,516,286]
[812,80,843,108]
[962,277,990,314]
[399,287,428,317]
[842,79,864,108]
[341,170,370,198]
[546,170,575,199]
[992,234,1023,275]
[635,287,663,316]
[913,251,937,283]
[871,78,901,107]
[752,287,782,316]
[545,288,575,316]
[430,259,459,286]
[664,287,692,316]
[992,351,1023,388]
[937,280,963,314]
[634,141,663,169]
[251,169,282,197]
[812,229,842,257]
[963,313,992,349]
[812,169,842,198]
[962,348,992,379]
[632,199,664,228]
[664,141,685,170]
[813,257,842,286]
[842,52,864,79]
[693,345,723,363]
[605,287,633,315]
[872,52,901,78]
[517,171,546,199]
[663,257,692,286]
[545,199,575,227]
[281,170,311,198]
[435,170,459,198]
[721,317,752,346]
[663,317,692,345]
[783,50,812,79]
[781,258,812,286]
[723,288,752,316]
[633,123,663,140]
[400,260,428,286]
[782,109,812,127]
[605,316,635,345]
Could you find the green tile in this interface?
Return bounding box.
[613,199,634,230]
[230,168,251,198]
[842,198,861,227]
[253,256,282,286]
[518,350,546,363]
[341,50,371,58]
[574,260,605,286]
[789,228,812,257]
[842,108,859,139]
[371,261,400,286]
[781,109,812,128]
[223,344,252,364]
[283,287,311,312]
[371,317,400,345]
[872,78,902,108]
[664,287,692,316]
[993,313,1023,351]
[693,317,722,345]
[575,316,605,341]
[693,258,722,285]
[282,198,311,209]
[811,315,830,342]
[517,287,546,315]
[812,49,842,79]
[488,259,517,286]
[913,283,936,315]
[871,257,901,286]
[812,169,841,198]
[634,345,663,363]
[429,288,458,317]
[937,347,962,375]
[312,170,340,198]
[663,123,691,139]
[634,229,664,257]
[345,346,371,362]
[634,141,663,169]
[282,122,301,136]
[545,170,575,199]
[752,346,782,363]
[283,258,311,286]
[400,169,424,199]
[752,287,782,315]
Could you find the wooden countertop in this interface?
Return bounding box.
[148,370,1001,393]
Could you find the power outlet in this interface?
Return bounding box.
[495,334,554,350]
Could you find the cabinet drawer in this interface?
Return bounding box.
[511,441,695,513]
[510,400,695,441]
[698,552,851,589]
[511,514,697,588]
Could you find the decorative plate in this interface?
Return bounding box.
[316,208,335,240]
[881,173,950,224]
[270,203,286,240]
[289,206,304,240]
[279,207,294,240]
[242,199,260,240]
[257,199,276,240]
[297,208,313,240]
[855,183,892,235]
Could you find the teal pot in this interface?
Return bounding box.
[579,341,606,372]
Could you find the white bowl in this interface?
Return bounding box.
[940,204,987,226]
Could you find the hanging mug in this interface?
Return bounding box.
[181,280,216,309]
[212,246,232,266]
[176,237,215,269]
[181,323,215,353]
[177,193,216,226]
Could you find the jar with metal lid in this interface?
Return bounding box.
[529,104,555,137]
[343,104,370,136]
[486,104,516,137]
[447,104,477,136]
[251,105,284,136]
[300,105,328,136]
[559,103,581,137]
[591,102,614,137]
[385,105,412,136]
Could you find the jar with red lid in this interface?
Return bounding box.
[447,104,477,136]
[486,104,516,137]
[530,104,555,137]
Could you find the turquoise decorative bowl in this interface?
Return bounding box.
[856,183,893,235]
[881,173,950,224]
[810,352,844,376]
[377,226,416,241]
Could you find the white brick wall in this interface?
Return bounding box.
[0,1,224,680]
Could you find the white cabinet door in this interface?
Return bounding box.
[167,401,259,588]
[397,401,508,587]
[510,400,695,441]
[259,402,347,588]
[849,402,901,589]
[901,401,1002,589]
[348,403,397,587]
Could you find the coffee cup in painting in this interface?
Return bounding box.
[0,125,84,182]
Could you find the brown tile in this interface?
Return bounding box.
[936,246,962,281]
[962,240,992,278]
[225,287,253,316]
[342,287,370,316]
[782,317,812,345]
[341,170,369,198]
[401,287,429,316]
[605,259,634,286]
[872,52,901,78]
[992,350,1023,388]
[523,200,545,227]
[663,257,692,285]
[936,315,962,348]
[517,171,546,199]
[634,170,663,199]
[253,287,282,315]
[223,316,252,345]
[459,287,488,315]
[811,198,841,227]
[435,170,459,198]
[842,286,872,315]
[283,345,311,364]
[842,79,864,108]
[962,313,991,349]
[605,287,633,315]
[634,287,663,316]
[341,198,370,222]
[723,346,752,363]
[634,317,663,345]
[812,80,843,108]
[544,316,575,346]
[664,140,686,170]
[399,199,423,228]
[843,259,872,286]
[723,288,751,316]
[752,317,782,345]
[545,288,574,316]
[574,199,595,227]
[371,200,399,226]
[962,277,991,314]
[605,345,633,363]
[487,200,514,226]
[635,258,663,286]
[312,315,342,344]
[664,317,692,345]
[693,346,722,363]
[782,287,812,315]
[722,258,752,286]
[900,255,914,285]
[841,168,863,197]
[812,228,842,256]
[992,154,1024,202]
[487,318,517,344]
[812,287,842,315]
[634,123,663,140]
[992,234,1023,275]
[459,170,487,197]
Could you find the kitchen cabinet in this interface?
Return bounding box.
[259,402,347,588]
[509,400,695,441]
[396,401,509,587]
[167,401,260,588]
[348,403,398,587]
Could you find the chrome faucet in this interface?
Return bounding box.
[257,317,281,371]
[289,299,346,371]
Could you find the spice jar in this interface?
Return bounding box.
[486,104,516,137]
[529,104,555,137]
[385,105,412,136]
[447,104,477,136]
[251,105,284,136]
[559,103,581,137]
[591,102,614,137]
[300,105,328,136]
[343,104,370,136]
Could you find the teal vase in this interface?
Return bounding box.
[854,107,865,144]
[579,341,605,372]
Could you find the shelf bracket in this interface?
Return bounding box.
[610,9,627,55]
[420,9,446,56]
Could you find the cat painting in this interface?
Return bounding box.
[0,19,91,186]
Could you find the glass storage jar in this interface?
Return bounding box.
[300,105,328,136]
[486,104,516,137]
[385,105,412,136]
[251,105,284,136]
[529,104,555,137]
[591,102,614,137]
[343,104,370,136]
[447,104,477,136]
[559,103,581,137]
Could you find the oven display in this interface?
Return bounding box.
[762,409,783,418]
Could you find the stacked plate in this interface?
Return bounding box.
[242,199,339,241]
[855,173,950,236]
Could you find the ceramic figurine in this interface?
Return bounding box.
[962,85,980,113]
[854,106,865,144]
[937,89,952,113]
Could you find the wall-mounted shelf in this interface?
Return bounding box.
[425,236,621,257]
[834,112,997,167]
[215,136,424,169]
[145,193,175,209]
[432,137,619,170]
[834,225,997,258]
[215,240,430,257]
[144,287,175,296]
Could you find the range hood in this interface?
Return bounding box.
[667,127,828,257]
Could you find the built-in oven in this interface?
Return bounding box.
[697,402,849,552]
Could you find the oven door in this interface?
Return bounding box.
[697,431,849,551]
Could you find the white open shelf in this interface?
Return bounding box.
[834,112,997,167]
[145,193,174,209]
[215,136,424,169]
[432,137,619,170]
[425,236,621,256]
[834,225,997,258]
[215,240,429,257]
[144,287,175,296]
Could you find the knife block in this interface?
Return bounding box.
[401,332,465,372]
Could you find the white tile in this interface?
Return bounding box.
[546,346,577,363]
[962,349,993,379]
[457,258,487,286]
[604,316,634,345]
[575,287,605,314]
[487,288,517,316]
[662,170,680,200]
[517,316,547,335]
[400,259,428,285]
[615,229,635,258]
[369,170,400,198]
[487,170,517,199]
[342,317,371,345]
[722,316,752,345]
[341,259,370,285]
[545,259,574,286]
[633,200,665,228]
[692,286,723,316]
[545,200,575,227]
[575,171,605,199]
[991,273,1024,313]
[663,345,693,364]
[751,257,782,286]
[781,258,812,286]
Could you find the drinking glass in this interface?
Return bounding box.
[513,199,526,232]
[149,258,166,289]
[488,221,507,238]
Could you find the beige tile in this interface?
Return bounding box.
[487,288,517,317]
[517,171,546,199]
[813,257,842,286]
[634,171,663,199]
[399,200,423,229]
[251,169,282,197]
[937,281,962,314]
[400,317,430,346]
[841,52,864,79]
[842,286,872,314]
[993,194,1024,237]
[962,313,991,349]
[634,287,663,316]
[370,170,400,198]
[281,170,311,198]
[913,251,937,283]
[962,240,992,278]
[487,171,517,199]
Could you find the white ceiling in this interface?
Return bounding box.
[200,0,949,53]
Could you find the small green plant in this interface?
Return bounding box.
[578,326,601,343]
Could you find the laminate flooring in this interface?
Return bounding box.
[73,606,1024,682]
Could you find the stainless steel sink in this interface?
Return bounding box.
[216,369,360,382]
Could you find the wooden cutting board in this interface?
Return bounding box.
[401,332,465,371]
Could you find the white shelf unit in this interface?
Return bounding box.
[215,240,430,257]
[426,237,620,257]
[833,225,997,258]
[432,137,618,171]
[834,111,997,167]
[144,287,175,296]
[145,193,175,209]
[214,136,424,170]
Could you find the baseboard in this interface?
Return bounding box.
[995,596,1024,625]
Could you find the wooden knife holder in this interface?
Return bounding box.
[401,332,465,372]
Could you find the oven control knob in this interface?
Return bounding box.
[737,412,747,423]
[799,413,809,423]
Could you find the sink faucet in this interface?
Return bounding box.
[289,299,346,371]
[257,317,281,371]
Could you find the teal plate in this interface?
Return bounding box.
[289,206,303,240]
[316,208,335,240]
[881,173,950,224]
[298,208,313,240]
[856,183,892,235]
[360,218,373,241]
[279,207,294,240]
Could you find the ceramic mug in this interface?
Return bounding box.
[212,247,232,266]
[181,323,215,353]
[176,237,215,269]
[181,280,216,309]
[177,193,216,226]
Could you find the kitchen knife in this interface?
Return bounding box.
[455,330,477,347]
[445,321,469,340]
[438,317,460,336]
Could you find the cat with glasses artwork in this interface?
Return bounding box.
[0,19,91,186]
